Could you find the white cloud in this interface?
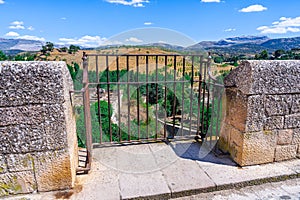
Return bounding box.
[125,37,143,43]
[239,4,267,13]
[17,35,45,41]
[27,26,34,31]
[61,17,67,20]
[5,31,20,37]
[11,21,24,25]
[9,21,25,29]
[144,22,153,25]
[257,16,300,34]
[58,35,107,47]
[224,28,236,32]
[105,0,149,7]
[201,0,220,2]
[101,40,123,46]
[0,0,4,4]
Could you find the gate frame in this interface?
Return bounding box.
[77,52,224,173]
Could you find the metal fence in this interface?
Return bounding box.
[76,52,224,171]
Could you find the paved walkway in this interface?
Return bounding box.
[174,178,300,200]
[4,140,300,200]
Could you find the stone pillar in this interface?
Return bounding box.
[219,60,300,166]
[0,62,78,196]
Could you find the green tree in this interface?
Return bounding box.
[14,53,36,61]
[67,62,80,81]
[259,50,269,60]
[68,45,80,54]
[213,56,224,64]
[46,42,54,52]
[59,47,68,52]
[274,49,285,59]
[0,51,7,61]
[41,41,54,54]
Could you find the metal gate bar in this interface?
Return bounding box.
[79,53,222,148]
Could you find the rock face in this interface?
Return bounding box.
[0,62,78,196]
[219,60,300,166]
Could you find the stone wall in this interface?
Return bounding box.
[0,62,78,196]
[219,60,300,166]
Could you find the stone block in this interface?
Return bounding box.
[0,105,68,154]
[224,60,300,95]
[277,129,293,145]
[265,95,292,116]
[292,128,300,145]
[0,124,46,154]
[264,116,284,130]
[224,88,248,132]
[275,145,297,161]
[285,114,300,129]
[291,94,300,114]
[0,61,70,106]
[241,131,277,166]
[228,125,244,163]
[245,95,265,132]
[0,171,36,197]
[33,150,73,191]
[0,62,77,196]
[223,60,253,94]
[6,154,33,172]
[0,155,6,174]
[218,123,231,152]
[0,105,44,126]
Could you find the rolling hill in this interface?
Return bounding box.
[0,38,43,54]
[1,35,300,56]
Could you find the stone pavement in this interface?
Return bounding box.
[3,140,300,200]
[174,178,300,200]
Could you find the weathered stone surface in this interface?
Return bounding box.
[277,129,293,145]
[228,125,243,163]
[0,105,44,127]
[0,103,65,126]
[265,95,292,116]
[292,128,300,145]
[218,123,231,152]
[0,61,68,106]
[33,150,73,191]
[241,131,277,166]
[0,62,77,196]
[0,124,45,154]
[225,60,300,95]
[264,116,284,130]
[0,155,6,174]
[245,95,265,132]
[275,145,298,161]
[0,171,36,196]
[291,94,300,114]
[224,88,248,132]
[223,61,253,94]
[6,154,33,172]
[285,114,300,129]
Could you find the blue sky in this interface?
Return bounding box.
[1,0,300,47]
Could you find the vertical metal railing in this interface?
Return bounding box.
[78,53,222,147]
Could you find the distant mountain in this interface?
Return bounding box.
[187,36,270,50]
[143,42,185,51]
[260,37,300,51]
[0,38,43,53]
[188,36,300,55]
[1,36,300,56]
